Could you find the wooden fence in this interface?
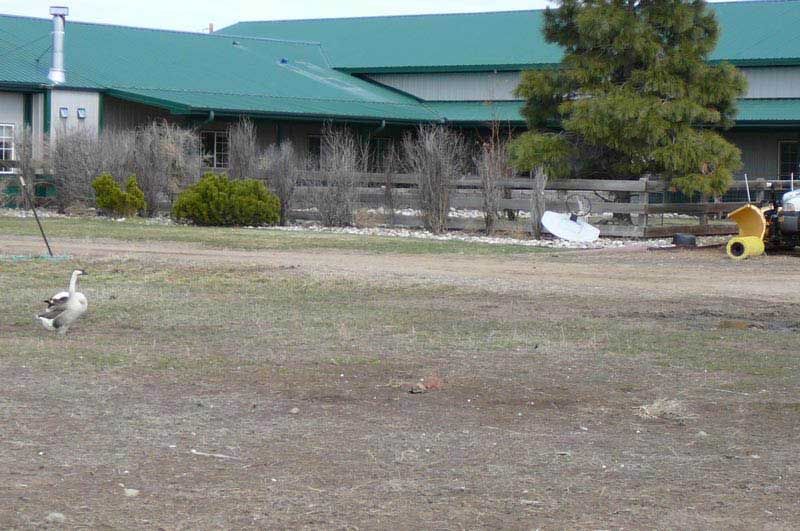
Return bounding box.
[287,172,795,238]
[4,164,794,238]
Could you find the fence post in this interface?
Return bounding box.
[635,176,649,229]
[756,178,765,204]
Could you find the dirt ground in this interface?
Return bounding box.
[1,233,799,529]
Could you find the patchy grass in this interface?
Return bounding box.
[1,230,799,528]
[0,215,550,256]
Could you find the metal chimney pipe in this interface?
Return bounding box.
[48,6,69,84]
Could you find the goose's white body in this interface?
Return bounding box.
[36,270,88,335]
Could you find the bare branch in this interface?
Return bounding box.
[228,118,260,181]
[263,140,301,225]
[403,125,467,234]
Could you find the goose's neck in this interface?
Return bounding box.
[68,272,80,295]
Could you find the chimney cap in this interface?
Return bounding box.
[49,6,69,16]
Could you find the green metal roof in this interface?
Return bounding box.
[3,9,800,127]
[0,14,438,123]
[735,99,800,123]
[221,1,800,72]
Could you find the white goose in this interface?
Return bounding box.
[36,269,89,335]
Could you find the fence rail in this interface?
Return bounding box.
[5,165,794,238]
[283,172,797,238]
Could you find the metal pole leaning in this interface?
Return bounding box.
[19,175,54,257]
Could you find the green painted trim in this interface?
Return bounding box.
[188,108,433,125]
[340,63,555,74]
[23,93,32,128]
[0,83,43,92]
[104,89,193,114]
[711,59,800,67]
[98,92,105,131]
[732,122,800,127]
[43,90,51,136]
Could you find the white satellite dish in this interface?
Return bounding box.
[541,211,600,243]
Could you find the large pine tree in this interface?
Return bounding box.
[511,0,747,197]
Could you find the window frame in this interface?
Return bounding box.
[0,123,15,174]
[201,130,230,169]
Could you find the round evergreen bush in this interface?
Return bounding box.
[92,173,147,216]
[172,173,280,226]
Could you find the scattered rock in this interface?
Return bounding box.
[421,374,444,391]
[636,398,695,420]
[289,407,300,415]
[46,512,66,523]
[409,382,427,394]
[124,488,140,497]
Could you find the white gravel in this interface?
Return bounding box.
[256,224,675,250]
[3,207,716,250]
[0,207,69,219]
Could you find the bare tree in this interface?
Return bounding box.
[381,143,401,226]
[50,128,101,211]
[228,117,259,180]
[3,127,32,207]
[96,128,135,183]
[263,140,301,225]
[131,122,201,215]
[403,125,467,234]
[474,122,514,235]
[312,124,366,227]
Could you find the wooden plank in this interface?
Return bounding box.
[546,179,647,192]
[643,224,737,238]
[646,179,795,193]
[645,202,747,215]
[594,225,647,238]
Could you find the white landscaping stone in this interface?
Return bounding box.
[46,512,66,523]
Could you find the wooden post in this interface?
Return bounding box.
[530,167,548,238]
[756,178,765,205]
[636,176,649,229]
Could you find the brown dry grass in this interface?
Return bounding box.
[1,218,799,529]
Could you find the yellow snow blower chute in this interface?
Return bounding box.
[725,177,800,259]
[726,204,767,260]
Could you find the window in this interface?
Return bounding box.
[201,130,229,169]
[780,141,800,178]
[0,124,14,174]
[307,135,321,170]
[77,108,87,120]
[370,137,394,172]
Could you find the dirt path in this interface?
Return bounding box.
[3,234,800,302]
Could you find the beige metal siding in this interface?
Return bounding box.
[741,67,800,98]
[50,89,101,136]
[0,91,24,128]
[366,72,522,101]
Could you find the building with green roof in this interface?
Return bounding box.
[2,2,800,177]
